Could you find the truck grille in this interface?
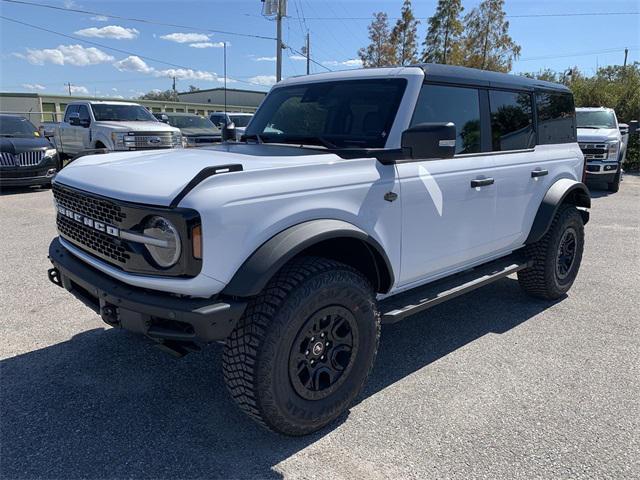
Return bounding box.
[53,183,127,225]
[578,143,607,160]
[57,214,130,264]
[132,132,177,149]
[0,151,45,166]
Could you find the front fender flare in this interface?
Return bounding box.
[526,179,590,244]
[223,219,394,297]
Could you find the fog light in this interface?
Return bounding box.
[46,168,57,176]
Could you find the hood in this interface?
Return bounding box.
[0,136,52,155]
[180,127,220,137]
[94,121,180,133]
[54,143,337,206]
[577,128,619,143]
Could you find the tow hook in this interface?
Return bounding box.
[47,268,62,288]
[101,304,119,326]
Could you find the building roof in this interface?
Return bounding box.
[177,87,267,95]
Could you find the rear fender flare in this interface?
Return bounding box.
[526,179,590,244]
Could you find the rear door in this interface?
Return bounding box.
[396,83,499,287]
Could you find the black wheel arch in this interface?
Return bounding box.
[526,179,590,245]
[223,219,395,297]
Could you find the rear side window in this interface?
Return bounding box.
[63,105,78,123]
[411,84,481,154]
[537,92,576,144]
[489,90,535,151]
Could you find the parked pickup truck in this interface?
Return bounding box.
[47,64,590,436]
[52,100,182,158]
[576,107,633,192]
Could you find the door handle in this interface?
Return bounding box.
[470,177,495,188]
[531,169,549,178]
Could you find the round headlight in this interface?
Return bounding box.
[143,216,181,268]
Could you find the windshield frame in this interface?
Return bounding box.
[91,104,157,122]
[245,78,408,149]
[0,116,39,138]
[576,110,617,129]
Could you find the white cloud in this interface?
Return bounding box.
[322,59,363,68]
[113,55,223,83]
[15,44,114,66]
[90,15,109,22]
[289,55,307,61]
[22,83,46,91]
[189,42,225,49]
[111,87,118,92]
[113,55,154,73]
[255,56,277,62]
[248,75,277,86]
[63,0,77,8]
[69,85,89,95]
[75,25,139,40]
[160,32,210,43]
[216,77,237,84]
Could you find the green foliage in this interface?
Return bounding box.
[358,12,397,67]
[390,0,420,66]
[422,0,464,64]
[461,0,521,72]
[138,89,178,101]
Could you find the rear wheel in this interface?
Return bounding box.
[518,204,584,300]
[222,256,380,436]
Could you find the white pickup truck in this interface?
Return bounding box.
[53,100,182,158]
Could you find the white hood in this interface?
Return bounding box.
[95,121,180,133]
[54,143,340,206]
[577,128,619,143]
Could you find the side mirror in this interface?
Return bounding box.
[629,120,639,136]
[401,122,456,160]
[80,118,90,128]
[68,112,80,126]
[222,121,236,142]
[160,114,169,124]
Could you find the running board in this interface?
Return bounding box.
[380,255,532,324]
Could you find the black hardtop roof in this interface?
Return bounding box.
[416,63,571,93]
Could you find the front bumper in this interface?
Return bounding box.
[48,237,246,343]
[585,162,619,183]
[0,166,57,187]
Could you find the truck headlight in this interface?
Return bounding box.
[171,132,182,147]
[606,140,619,160]
[44,148,57,158]
[111,132,136,149]
[142,216,181,268]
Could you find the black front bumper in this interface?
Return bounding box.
[48,237,246,343]
[0,167,57,187]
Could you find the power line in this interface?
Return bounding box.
[289,46,332,72]
[1,0,277,41]
[279,12,639,20]
[0,15,263,88]
[519,46,639,62]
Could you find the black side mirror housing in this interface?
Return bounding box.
[222,121,236,142]
[80,119,90,128]
[68,113,80,126]
[401,122,456,160]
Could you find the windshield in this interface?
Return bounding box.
[230,115,252,128]
[91,104,157,122]
[0,116,38,137]
[577,110,616,129]
[166,115,217,130]
[245,79,407,149]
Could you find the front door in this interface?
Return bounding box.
[397,83,498,287]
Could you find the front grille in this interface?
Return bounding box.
[579,143,608,161]
[132,132,176,149]
[57,214,130,264]
[53,183,127,225]
[0,151,44,166]
[586,164,600,172]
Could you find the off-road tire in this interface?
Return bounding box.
[607,170,621,193]
[222,256,380,436]
[518,204,584,300]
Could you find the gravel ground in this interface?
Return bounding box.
[1,175,638,480]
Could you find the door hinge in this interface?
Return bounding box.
[384,191,398,202]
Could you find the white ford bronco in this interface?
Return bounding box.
[47,64,590,436]
[53,100,182,158]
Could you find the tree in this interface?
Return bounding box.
[461,0,521,72]
[358,12,397,68]
[390,0,420,65]
[422,0,464,65]
[188,85,200,92]
[138,89,178,101]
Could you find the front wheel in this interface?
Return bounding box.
[518,204,585,300]
[608,170,621,193]
[222,257,380,436]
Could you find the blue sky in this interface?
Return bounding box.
[1,0,638,98]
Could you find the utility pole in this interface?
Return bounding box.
[223,41,227,116]
[172,76,176,94]
[305,31,310,75]
[66,82,72,96]
[276,0,285,82]
[623,48,629,68]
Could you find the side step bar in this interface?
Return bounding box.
[380,254,532,324]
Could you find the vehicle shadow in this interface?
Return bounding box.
[0,185,50,196]
[0,277,560,479]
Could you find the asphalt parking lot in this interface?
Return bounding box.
[1,175,638,480]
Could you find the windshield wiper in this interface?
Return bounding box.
[263,135,337,149]
[242,133,263,143]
